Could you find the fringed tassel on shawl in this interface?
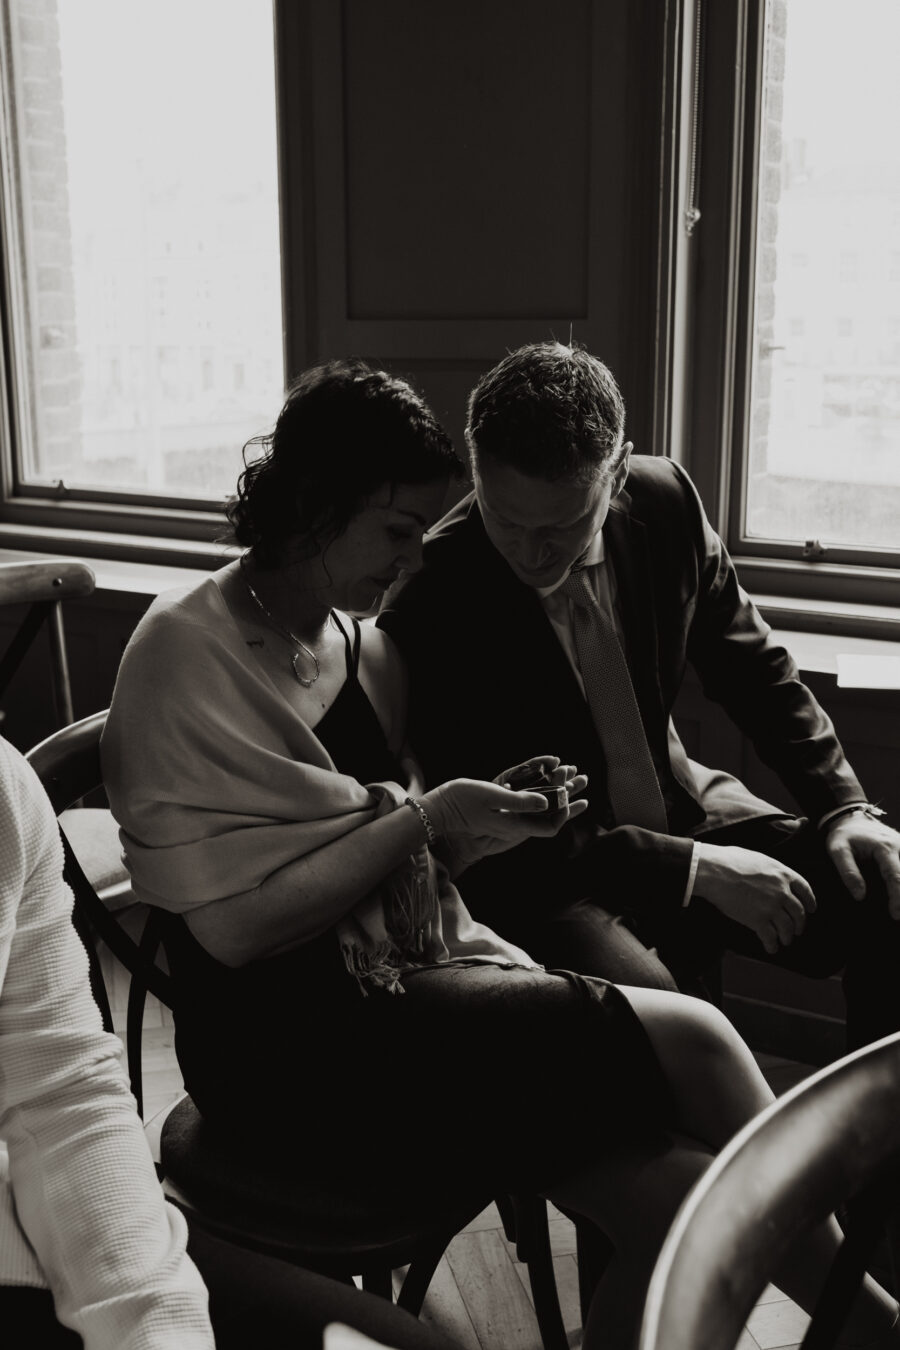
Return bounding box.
[338,829,441,996]
[340,940,406,997]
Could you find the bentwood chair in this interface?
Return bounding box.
[640,1031,900,1350]
[0,559,93,729]
[27,710,578,1346]
[0,559,131,910]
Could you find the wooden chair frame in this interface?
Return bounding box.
[640,1032,900,1350]
[0,560,95,729]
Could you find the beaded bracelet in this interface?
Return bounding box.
[404,796,437,845]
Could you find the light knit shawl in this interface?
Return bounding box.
[101,576,535,994]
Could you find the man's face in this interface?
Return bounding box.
[473,448,630,589]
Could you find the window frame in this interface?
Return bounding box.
[678,0,900,609]
[0,0,296,566]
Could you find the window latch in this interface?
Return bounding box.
[802,539,827,560]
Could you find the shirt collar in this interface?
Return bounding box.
[536,529,606,600]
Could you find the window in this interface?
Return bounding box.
[682,0,900,606]
[0,0,283,539]
[838,252,859,286]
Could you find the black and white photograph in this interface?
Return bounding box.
[0,3,898,1348]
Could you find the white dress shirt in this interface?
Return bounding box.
[0,739,213,1349]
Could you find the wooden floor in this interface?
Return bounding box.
[121,974,815,1350]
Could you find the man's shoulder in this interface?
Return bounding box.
[424,489,484,555]
[614,456,707,544]
[379,491,497,633]
[0,736,53,822]
[621,454,694,505]
[0,736,60,894]
[397,492,488,587]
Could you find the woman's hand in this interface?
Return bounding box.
[422,755,588,871]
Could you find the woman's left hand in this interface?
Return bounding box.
[444,755,588,873]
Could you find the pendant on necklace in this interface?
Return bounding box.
[291,650,319,688]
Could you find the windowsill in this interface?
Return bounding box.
[756,593,900,647]
[0,544,225,603]
[0,520,230,574]
[0,523,235,602]
[765,625,900,678]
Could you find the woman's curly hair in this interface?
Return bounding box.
[226,358,463,568]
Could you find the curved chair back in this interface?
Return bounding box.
[28,707,107,812]
[26,710,173,1113]
[640,1031,900,1350]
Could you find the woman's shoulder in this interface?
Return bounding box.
[111,573,248,722]
[130,573,234,656]
[145,571,228,624]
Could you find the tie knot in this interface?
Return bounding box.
[560,568,594,607]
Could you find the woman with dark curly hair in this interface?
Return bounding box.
[102,360,900,1350]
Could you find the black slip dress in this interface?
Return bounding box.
[159,613,671,1205]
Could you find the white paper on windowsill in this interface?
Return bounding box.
[836,654,900,689]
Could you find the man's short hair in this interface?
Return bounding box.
[466,341,626,483]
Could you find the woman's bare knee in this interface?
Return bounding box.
[620,986,752,1069]
[619,986,773,1146]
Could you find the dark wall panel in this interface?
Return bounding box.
[343,0,591,319]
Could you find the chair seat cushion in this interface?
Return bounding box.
[160,1095,488,1269]
[60,807,131,904]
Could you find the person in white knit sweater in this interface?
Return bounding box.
[0,734,214,1348]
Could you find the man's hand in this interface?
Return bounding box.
[824,813,900,920]
[693,842,817,955]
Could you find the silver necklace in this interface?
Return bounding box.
[243,575,325,688]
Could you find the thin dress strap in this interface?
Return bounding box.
[331,612,362,681]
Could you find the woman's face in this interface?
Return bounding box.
[316,478,448,612]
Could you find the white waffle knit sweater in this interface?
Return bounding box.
[0,738,213,1349]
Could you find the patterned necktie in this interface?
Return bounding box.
[560,568,668,832]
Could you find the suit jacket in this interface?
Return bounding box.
[378,457,865,931]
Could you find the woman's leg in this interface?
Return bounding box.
[187,1223,462,1350]
[545,1131,715,1350]
[547,988,899,1350]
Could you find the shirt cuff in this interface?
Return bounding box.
[681,841,701,907]
[817,802,868,831]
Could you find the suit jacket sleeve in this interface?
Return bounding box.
[674,463,865,820]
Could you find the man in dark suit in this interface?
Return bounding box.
[378,341,900,1049]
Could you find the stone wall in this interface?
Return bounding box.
[8,0,82,481]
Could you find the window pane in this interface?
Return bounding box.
[10,0,282,500]
[746,0,900,554]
